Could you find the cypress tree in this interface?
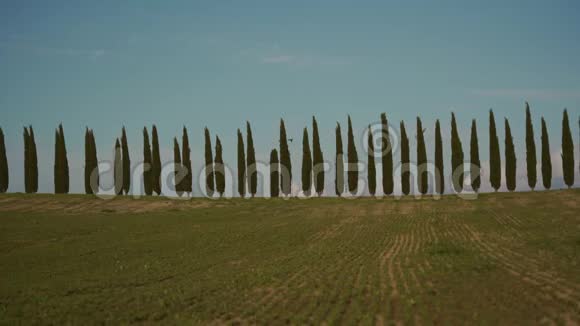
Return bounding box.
[0,128,8,193]
[335,122,344,197]
[54,126,66,194]
[562,109,575,188]
[53,128,60,193]
[541,117,552,190]
[121,127,130,195]
[204,127,214,197]
[367,125,376,196]
[280,119,292,197]
[312,116,324,196]
[29,126,38,193]
[237,129,246,198]
[182,127,192,196]
[400,121,410,196]
[434,120,444,195]
[489,110,502,192]
[143,127,153,196]
[505,118,517,192]
[416,117,428,195]
[114,139,123,196]
[301,127,312,196]
[450,113,464,193]
[84,128,92,194]
[270,149,279,198]
[470,120,481,192]
[23,127,30,193]
[214,136,225,197]
[89,130,99,194]
[174,138,183,196]
[381,113,393,195]
[151,125,162,195]
[347,116,358,195]
[246,122,257,197]
[525,102,537,190]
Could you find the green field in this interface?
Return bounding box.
[1,190,579,324]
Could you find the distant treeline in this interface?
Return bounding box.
[0,105,577,197]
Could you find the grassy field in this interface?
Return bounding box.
[0,190,579,324]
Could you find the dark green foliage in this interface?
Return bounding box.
[121,127,130,195]
[335,122,344,197]
[143,127,153,196]
[434,120,444,195]
[24,128,30,193]
[182,127,192,195]
[450,113,464,193]
[54,125,67,194]
[400,121,410,196]
[114,139,123,196]
[470,120,481,192]
[541,117,552,190]
[85,128,99,195]
[237,129,246,198]
[0,128,8,193]
[280,119,292,197]
[525,103,537,190]
[367,125,376,196]
[204,127,215,197]
[214,136,225,197]
[489,110,501,192]
[301,127,312,196]
[347,116,358,195]
[381,113,393,195]
[151,125,162,195]
[52,129,58,193]
[173,138,183,196]
[312,116,324,196]
[29,126,38,193]
[246,122,257,197]
[416,117,427,195]
[270,149,279,198]
[561,109,575,188]
[505,118,517,192]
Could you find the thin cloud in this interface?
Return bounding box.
[262,55,295,64]
[470,88,580,100]
[0,39,108,61]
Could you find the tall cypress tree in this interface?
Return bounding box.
[541,117,552,190]
[121,127,130,195]
[562,109,575,188]
[312,116,324,196]
[143,127,153,196]
[470,120,481,192]
[0,128,8,193]
[53,128,60,193]
[525,102,537,190]
[204,127,214,197]
[85,128,93,194]
[24,128,30,193]
[367,125,376,196]
[182,127,192,196]
[450,113,464,193]
[246,122,257,197]
[301,127,312,196]
[270,149,280,198]
[54,126,66,194]
[505,118,517,192]
[416,117,427,195]
[335,122,344,197]
[400,121,410,196]
[489,110,502,192]
[174,137,183,196]
[89,130,99,194]
[29,126,38,193]
[214,136,225,197]
[151,125,162,195]
[114,139,123,196]
[381,113,393,195]
[347,116,358,195]
[434,120,444,195]
[280,119,292,197]
[237,129,246,198]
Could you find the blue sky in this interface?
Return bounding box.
[0,0,579,195]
